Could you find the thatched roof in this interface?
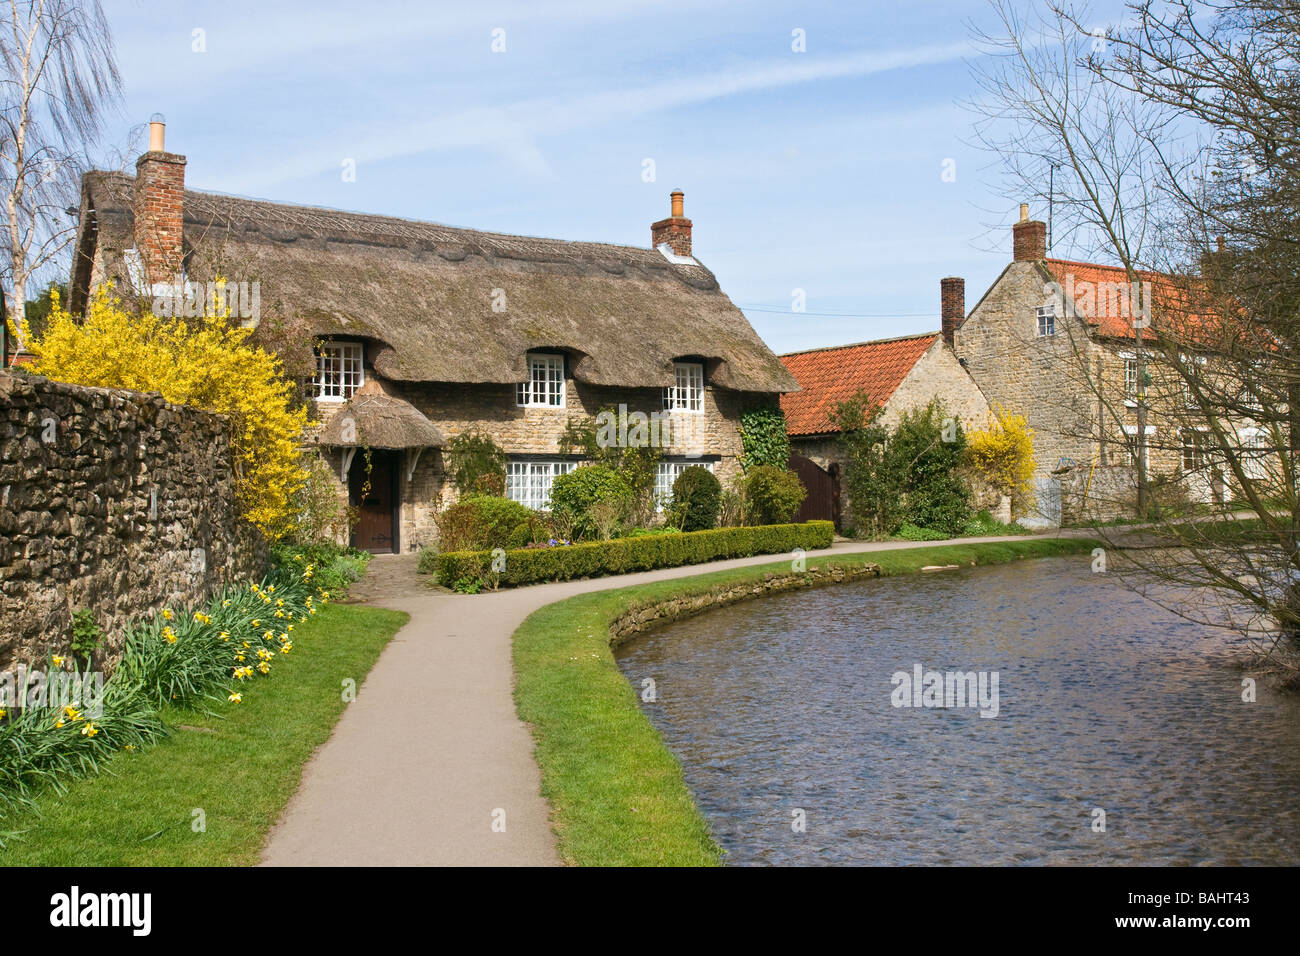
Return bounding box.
[71,171,798,394]
[315,393,445,449]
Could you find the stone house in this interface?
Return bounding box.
[66,120,798,553]
[779,331,991,530]
[949,205,1250,524]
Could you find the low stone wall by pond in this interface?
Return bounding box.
[609,562,881,643]
[0,370,267,668]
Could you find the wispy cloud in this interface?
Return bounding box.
[223,38,974,194]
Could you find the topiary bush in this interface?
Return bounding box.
[549,465,633,540]
[742,465,807,525]
[669,466,722,531]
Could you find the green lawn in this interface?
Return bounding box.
[0,603,407,866]
[514,536,1098,867]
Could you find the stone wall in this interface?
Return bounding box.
[0,370,267,668]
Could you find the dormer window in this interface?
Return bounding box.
[312,341,364,402]
[517,352,565,408]
[663,361,704,412]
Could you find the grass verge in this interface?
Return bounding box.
[0,603,407,866]
[514,536,1098,867]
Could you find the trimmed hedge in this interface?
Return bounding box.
[433,521,835,588]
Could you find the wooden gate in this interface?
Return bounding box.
[789,454,839,528]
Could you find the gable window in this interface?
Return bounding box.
[1180,428,1208,472]
[1036,306,1056,337]
[312,341,364,402]
[506,460,578,510]
[663,362,704,412]
[655,460,714,511]
[516,353,565,408]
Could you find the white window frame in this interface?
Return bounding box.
[1180,426,1209,473]
[1179,352,1208,407]
[655,460,714,512]
[312,341,364,402]
[1117,424,1156,466]
[1036,305,1056,337]
[663,361,705,413]
[505,459,578,511]
[516,353,566,408]
[1120,352,1138,405]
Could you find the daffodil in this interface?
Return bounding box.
[280,642,292,654]
[81,722,98,738]
[257,662,271,674]
[162,609,173,620]
[62,705,82,721]
[163,626,177,644]
[219,631,230,641]
[252,619,260,627]
[228,692,242,703]
[52,654,64,666]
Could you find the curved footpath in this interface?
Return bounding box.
[260,530,1093,867]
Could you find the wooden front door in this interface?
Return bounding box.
[350,450,399,554]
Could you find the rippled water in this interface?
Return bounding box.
[614,557,1300,865]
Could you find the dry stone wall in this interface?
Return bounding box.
[0,370,267,668]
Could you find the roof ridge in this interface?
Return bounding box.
[779,331,939,357]
[86,167,677,261]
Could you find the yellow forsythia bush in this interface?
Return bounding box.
[24,286,310,538]
[966,404,1036,502]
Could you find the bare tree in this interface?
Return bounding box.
[0,0,119,351]
[970,0,1300,677]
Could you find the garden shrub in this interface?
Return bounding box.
[549,465,633,540]
[432,521,834,589]
[742,465,807,525]
[669,466,722,531]
[431,495,536,552]
[890,400,972,536]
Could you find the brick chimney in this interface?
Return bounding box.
[1012,202,1047,262]
[133,116,186,286]
[651,189,692,257]
[940,276,965,348]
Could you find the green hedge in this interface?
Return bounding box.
[433,521,835,588]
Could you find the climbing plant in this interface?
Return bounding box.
[739,404,791,472]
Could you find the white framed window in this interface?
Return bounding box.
[655,460,714,512]
[505,459,578,511]
[1122,355,1138,403]
[1036,306,1056,337]
[1180,427,1208,472]
[663,361,704,412]
[312,341,364,402]
[1179,352,1208,407]
[516,353,565,408]
[1117,424,1156,466]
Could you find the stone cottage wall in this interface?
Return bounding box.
[0,370,267,669]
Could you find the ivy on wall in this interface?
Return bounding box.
[739,404,791,472]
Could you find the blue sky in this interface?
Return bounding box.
[98,0,1126,354]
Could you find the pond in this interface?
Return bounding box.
[614,556,1300,865]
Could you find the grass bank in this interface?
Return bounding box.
[514,536,1098,867]
[0,603,407,866]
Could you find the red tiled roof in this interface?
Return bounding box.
[779,333,938,436]
[1043,258,1202,340]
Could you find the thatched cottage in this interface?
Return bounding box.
[67,120,798,552]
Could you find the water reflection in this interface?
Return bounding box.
[614,557,1300,865]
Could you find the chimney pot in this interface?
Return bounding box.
[1012,206,1047,262]
[940,277,965,348]
[652,190,693,257]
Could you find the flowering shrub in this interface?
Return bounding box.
[0,556,335,827]
[22,286,311,538]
